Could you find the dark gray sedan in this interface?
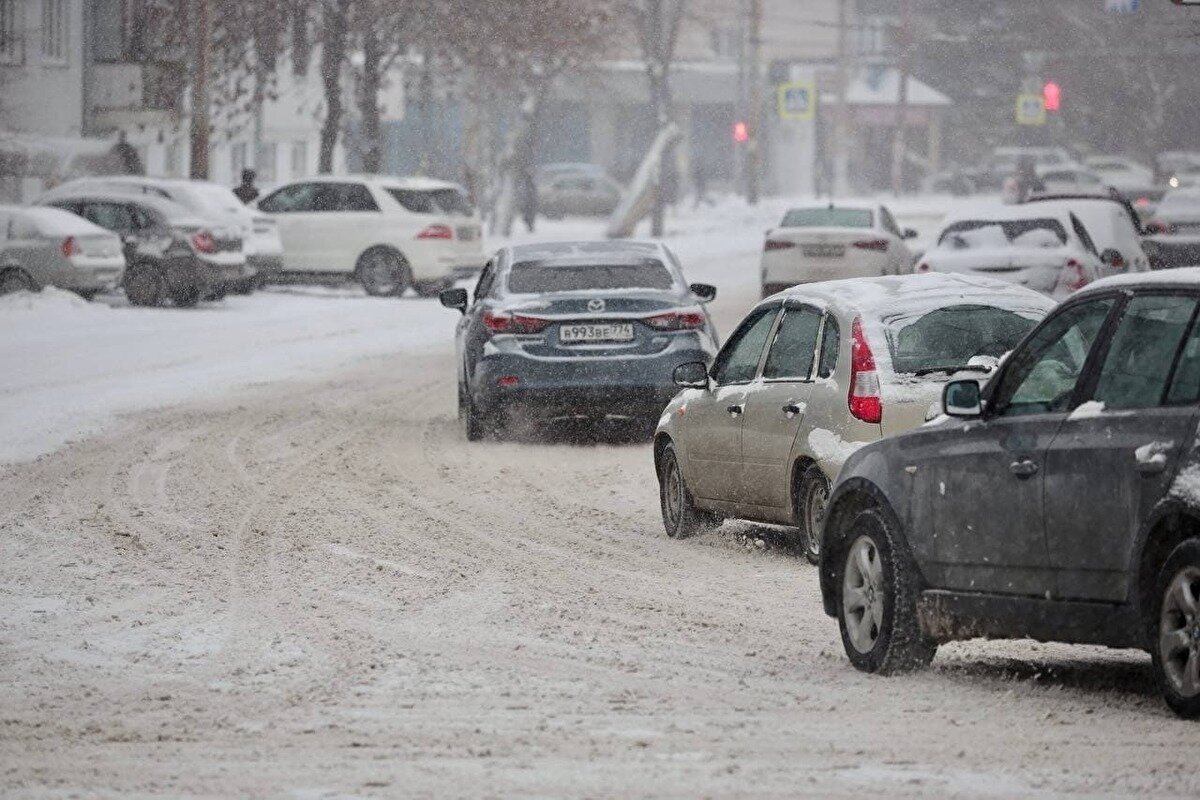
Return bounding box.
[818,268,1200,718]
[440,241,718,439]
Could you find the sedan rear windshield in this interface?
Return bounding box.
[385,188,472,215]
[507,260,675,293]
[938,218,1067,248]
[781,208,873,228]
[886,304,1041,375]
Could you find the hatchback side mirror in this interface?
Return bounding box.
[943,379,982,418]
[689,282,717,303]
[439,287,468,313]
[903,227,919,240]
[673,361,710,389]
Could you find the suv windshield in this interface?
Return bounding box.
[385,188,472,215]
[939,218,1067,248]
[507,260,675,293]
[886,304,1042,374]
[781,208,873,228]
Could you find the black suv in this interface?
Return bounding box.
[820,272,1200,718]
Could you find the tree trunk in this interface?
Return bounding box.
[189,0,212,179]
[359,23,383,174]
[318,0,351,174]
[647,65,673,237]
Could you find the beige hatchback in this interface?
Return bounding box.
[653,273,1055,562]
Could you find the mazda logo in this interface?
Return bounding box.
[587,298,606,312]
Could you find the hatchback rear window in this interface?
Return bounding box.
[885,304,1041,375]
[781,208,873,228]
[507,260,675,293]
[386,188,472,215]
[939,218,1067,247]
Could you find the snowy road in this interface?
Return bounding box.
[2,198,1199,797]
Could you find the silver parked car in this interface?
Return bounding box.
[653,273,1055,562]
[0,205,125,298]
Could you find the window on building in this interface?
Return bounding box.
[255,142,277,183]
[290,141,308,180]
[40,0,67,65]
[0,0,24,65]
[230,142,248,181]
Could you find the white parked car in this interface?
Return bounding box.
[39,177,280,294]
[654,273,1055,562]
[1083,155,1155,192]
[1035,166,1112,196]
[1021,196,1149,273]
[256,175,485,296]
[0,205,125,298]
[760,203,916,297]
[920,204,1116,298]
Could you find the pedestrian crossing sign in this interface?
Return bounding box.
[1016,94,1047,126]
[778,82,816,120]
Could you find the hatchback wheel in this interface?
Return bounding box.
[797,464,830,565]
[837,508,935,674]
[170,283,202,308]
[358,248,411,297]
[658,443,718,539]
[1152,539,1200,719]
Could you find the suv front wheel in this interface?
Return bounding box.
[837,507,936,674]
[1152,539,1200,719]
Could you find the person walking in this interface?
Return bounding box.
[233,169,260,204]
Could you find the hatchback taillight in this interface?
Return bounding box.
[642,309,706,331]
[190,230,217,254]
[417,224,454,240]
[61,236,77,258]
[848,317,883,424]
[1060,258,1088,293]
[483,311,550,335]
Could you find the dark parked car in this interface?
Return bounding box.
[39,191,244,307]
[819,269,1200,718]
[439,241,718,439]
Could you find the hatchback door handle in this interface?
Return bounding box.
[782,403,802,417]
[727,404,744,417]
[1009,459,1039,478]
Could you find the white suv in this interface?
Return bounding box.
[256,175,485,296]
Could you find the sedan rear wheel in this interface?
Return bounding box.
[0,269,35,295]
[358,248,411,297]
[1152,539,1200,719]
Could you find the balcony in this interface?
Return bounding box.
[87,61,185,131]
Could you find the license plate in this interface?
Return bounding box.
[802,244,845,258]
[456,226,478,241]
[559,322,635,344]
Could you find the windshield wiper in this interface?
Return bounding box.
[912,364,993,377]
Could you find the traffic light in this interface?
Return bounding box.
[733,121,749,144]
[1043,81,1062,113]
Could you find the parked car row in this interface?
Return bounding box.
[0,173,487,306]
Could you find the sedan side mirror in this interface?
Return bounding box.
[673,361,710,389]
[689,282,717,303]
[903,227,919,240]
[943,379,982,418]
[439,287,468,313]
[1100,248,1127,269]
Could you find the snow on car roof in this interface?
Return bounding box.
[766,273,1054,318]
[1076,267,1200,295]
[509,240,666,260]
[301,174,465,191]
[940,202,1074,226]
[37,190,205,225]
[2,205,114,237]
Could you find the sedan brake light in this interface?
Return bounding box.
[190,230,217,254]
[417,224,454,240]
[642,309,706,331]
[764,239,796,251]
[1059,258,1089,293]
[852,239,890,252]
[848,317,883,424]
[61,236,77,258]
[483,311,550,335]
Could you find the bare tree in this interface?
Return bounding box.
[316,0,353,173]
[350,0,418,174]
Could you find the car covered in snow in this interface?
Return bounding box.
[653,273,1054,563]
[759,203,917,297]
[819,268,1200,718]
[256,175,485,297]
[439,240,719,439]
[920,204,1119,298]
[0,206,125,298]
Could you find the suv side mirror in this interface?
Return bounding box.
[673,361,710,389]
[943,379,982,418]
[689,282,717,303]
[903,227,919,240]
[1100,248,1127,269]
[439,287,468,313]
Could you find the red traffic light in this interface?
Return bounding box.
[732,121,749,143]
[1043,81,1062,112]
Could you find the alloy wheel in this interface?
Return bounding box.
[1160,565,1200,699]
[843,535,885,654]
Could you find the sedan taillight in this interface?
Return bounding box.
[417,224,454,240]
[483,311,550,335]
[190,230,217,254]
[642,309,706,331]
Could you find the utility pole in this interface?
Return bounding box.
[890,0,912,197]
[189,0,212,179]
[832,0,850,197]
[746,0,762,205]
